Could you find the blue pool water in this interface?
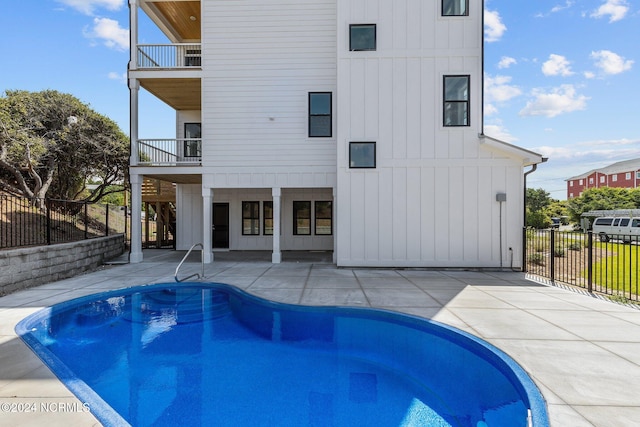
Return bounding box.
[16,283,549,427]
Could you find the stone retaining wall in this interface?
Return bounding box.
[0,235,125,296]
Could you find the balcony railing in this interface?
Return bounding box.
[137,44,201,69]
[138,139,202,166]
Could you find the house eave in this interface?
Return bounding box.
[478,134,544,166]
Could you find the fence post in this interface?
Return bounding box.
[550,230,555,283]
[522,227,527,272]
[46,198,52,245]
[105,204,110,236]
[587,231,593,293]
[84,202,88,239]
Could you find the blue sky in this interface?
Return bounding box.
[1,0,638,200]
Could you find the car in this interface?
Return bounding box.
[551,217,561,229]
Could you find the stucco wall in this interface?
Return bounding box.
[0,235,125,296]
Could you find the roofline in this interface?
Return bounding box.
[478,134,546,166]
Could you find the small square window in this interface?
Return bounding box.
[350,24,376,51]
[626,172,632,180]
[442,0,468,16]
[349,142,376,168]
[443,75,470,126]
[612,175,618,182]
[309,92,332,137]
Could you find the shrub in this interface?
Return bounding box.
[553,246,565,257]
[567,242,582,251]
[528,253,545,266]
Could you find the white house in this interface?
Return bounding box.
[128,0,543,268]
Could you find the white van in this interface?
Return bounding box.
[591,217,640,242]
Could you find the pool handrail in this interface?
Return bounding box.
[174,243,205,282]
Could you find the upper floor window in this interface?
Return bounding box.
[626,172,632,180]
[309,92,332,137]
[349,142,376,168]
[600,176,605,183]
[443,75,469,127]
[350,24,376,51]
[589,178,594,184]
[637,171,640,180]
[612,174,618,182]
[184,123,201,157]
[579,179,583,185]
[442,0,468,16]
[570,181,574,187]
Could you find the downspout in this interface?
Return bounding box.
[481,0,485,136]
[522,159,547,270]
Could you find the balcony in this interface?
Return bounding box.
[137,44,201,69]
[138,139,202,166]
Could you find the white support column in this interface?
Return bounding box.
[129,0,138,71]
[130,173,143,263]
[202,187,213,263]
[272,187,282,264]
[129,78,139,166]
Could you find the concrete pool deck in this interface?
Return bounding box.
[1,250,640,426]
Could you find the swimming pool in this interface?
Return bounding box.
[16,283,549,426]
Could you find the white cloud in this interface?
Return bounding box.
[534,139,640,162]
[485,75,522,103]
[498,56,517,69]
[108,72,127,84]
[551,1,575,13]
[56,0,124,16]
[584,71,596,79]
[519,84,589,118]
[484,10,507,43]
[542,54,574,77]
[84,17,129,51]
[591,0,629,23]
[484,124,518,143]
[590,50,634,75]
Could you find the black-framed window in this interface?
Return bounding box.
[309,92,332,137]
[443,75,470,127]
[350,24,376,51]
[184,122,201,157]
[242,201,260,235]
[263,201,273,235]
[442,0,468,16]
[315,201,333,235]
[349,142,376,168]
[293,201,311,235]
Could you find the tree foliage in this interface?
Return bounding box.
[0,90,129,209]
[566,187,640,223]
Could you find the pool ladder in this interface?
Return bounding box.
[174,243,205,282]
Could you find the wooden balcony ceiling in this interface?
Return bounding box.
[139,78,201,110]
[144,1,201,42]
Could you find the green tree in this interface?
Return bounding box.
[526,188,554,228]
[566,187,637,223]
[0,90,129,210]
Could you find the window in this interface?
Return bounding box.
[349,142,376,168]
[579,179,583,185]
[636,171,640,180]
[589,178,594,184]
[242,201,260,235]
[569,193,573,198]
[315,201,333,235]
[626,172,632,180]
[350,24,376,51]
[442,0,468,16]
[600,176,605,183]
[293,201,311,235]
[309,92,332,137]
[443,75,470,126]
[263,201,273,235]
[620,218,630,227]
[184,123,201,157]
[612,174,618,182]
[570,181,574,187]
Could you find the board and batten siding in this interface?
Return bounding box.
[336,0,526,267]
[201,0,337,189]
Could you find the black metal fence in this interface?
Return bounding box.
[526,228,640,302]
[0,193,128,250]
